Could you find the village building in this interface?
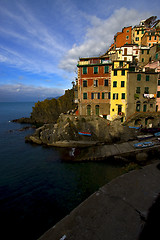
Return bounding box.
[77,57,112,118]
[110,60,130,122]
[132,21,148,46]
[138,46,150,67]
[126,71,158,120]
[113,26,132,49]
[141,28,160,47]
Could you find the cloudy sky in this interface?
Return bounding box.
[0,0,160,101]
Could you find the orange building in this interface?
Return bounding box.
[77,57,112,117]
[141,28,160,47]
[114,26,132,48]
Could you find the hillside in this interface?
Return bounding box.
[12,88,77,124]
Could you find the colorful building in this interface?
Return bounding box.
[77,57,112,118]
[114,26,132,49]
[110,60,130,122]
[132,23,147,46]
[141,28,160,47]
[126,71,158,120]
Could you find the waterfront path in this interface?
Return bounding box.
[38,162,160,240]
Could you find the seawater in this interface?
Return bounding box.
[0,102,126,240]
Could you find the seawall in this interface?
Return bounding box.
[38,162,160,240]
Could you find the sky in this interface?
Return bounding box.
[0,0,160,101]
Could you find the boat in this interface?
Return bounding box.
[154,132,160,137]
[137,134,153,140]
[78,131,91,136]
[141,128,160,133]
[129,126,140,130]
[134,141,154,148]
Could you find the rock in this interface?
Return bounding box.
[136,152,148,163]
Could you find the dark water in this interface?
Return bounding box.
[0,102,126,240]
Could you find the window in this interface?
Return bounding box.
[147,49,149,54]
[119,62,123,67]
[144,87,149,94]
[136,87,141,94]
[108,92,111,99]
[146,75,149,81]
[83,93,87,99]
[135,37,139,41]
[102,92,108,99]
[122,93,125,99]
[154,36,157,40]
[136,101,141,112]
[94,66,98,74]
[137,30,139,35]
[142,29,144,34]
[91,92,100,99]
[104,79,109,86]
[127,30,129,33]
[121,81,125,87]
[137,74,141,81]
[83,80,87,87]
[83,67,87,74]
[94,79,98,87]
[157,91,160,98]
[126,36,129,40]
[142,58,144,62]
[149,36,152,41]
[158,80,160,86]
[91,93,94,99]
[113,93,118,99]
[114,70,117,76]
[121,70,125,76]
[113,81,117,87]
[104,66,109,73]
[142,50,144,54]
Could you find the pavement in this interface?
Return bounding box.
[38,161,160,240]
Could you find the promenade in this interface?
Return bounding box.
[39,162,160,240]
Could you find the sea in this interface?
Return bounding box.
[0,102,126,240]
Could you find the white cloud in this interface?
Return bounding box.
[59,8,151,72]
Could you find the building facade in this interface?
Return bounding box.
[114,26,132,48]
[126,72,158,119]
[77,57,112,118]
[141,28,160,47]
[110,61,129,121]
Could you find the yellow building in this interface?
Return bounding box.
[132,25,147,46]
[110,61,129,122]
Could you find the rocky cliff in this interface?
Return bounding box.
[12,88,77,125]
[26,114,138,147]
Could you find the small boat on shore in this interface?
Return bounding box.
[134,141,154,148]
[154,132,160,137]
[137,134,153,140]
[78,131,91,136]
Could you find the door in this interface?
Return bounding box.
[118,105,122,115]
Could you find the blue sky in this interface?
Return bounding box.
[0,0,160,101]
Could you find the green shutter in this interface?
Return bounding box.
[104,66,109,73]
[137,74,141,81]
[94,67,98,74]
[146,75,149,81]
[83,67,87,74]
[83,93,87,99]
